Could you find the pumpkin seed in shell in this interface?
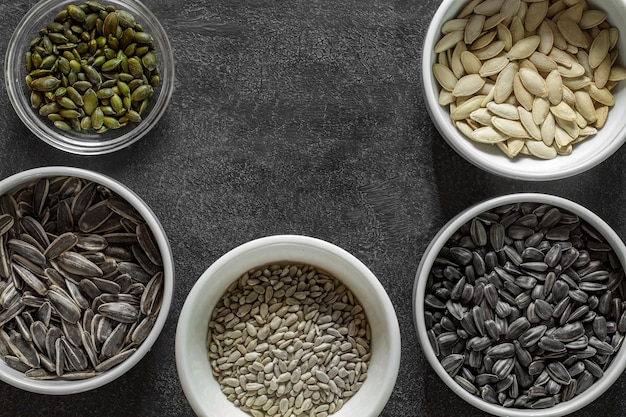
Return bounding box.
[431,0,626,159]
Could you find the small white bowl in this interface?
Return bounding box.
[413,193,626,416]
[0,166,174,394]
[422,0,626,181]
[176,235,401,417]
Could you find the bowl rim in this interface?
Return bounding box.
[3,0,175,155]
[175,234,401,417]
[0,166,174,394]
[413,192,626,416]
[421,0,626,181]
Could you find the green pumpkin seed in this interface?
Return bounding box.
[101,58,122,72]
[59,109,81,119]
[54,120,72,131]
[110,94,124,113]
[57,96,78,110]
[96,88,114,99]
[117,10,136,28]
[141,52,157,71]
[82,88,98,115]
[30,91,43,108]
[133,32,153,45]
[39,102,60,116]
[30,76,61,92]
[67,5,86,22]
[82,64,102,85]
[103,116,121,129]
[127,57,143,79]
[91,107,104,129]
[66,86,84,106]
[131,85,153,102]
[103,11,118,37]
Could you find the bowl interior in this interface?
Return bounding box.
[176,236,401,417]
[0,166,174,394]
[413,193,626,416]
[422,0,626,180]
[4,0,174,154]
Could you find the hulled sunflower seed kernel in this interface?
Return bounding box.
[207,264,370,417]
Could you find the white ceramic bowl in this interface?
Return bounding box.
[0,166,174,394]
[413,193,626,416]
[176,235,401,417]
[4,0,175,155]
[422,0,626,181]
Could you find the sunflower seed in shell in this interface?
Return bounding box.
[98,302,139,324]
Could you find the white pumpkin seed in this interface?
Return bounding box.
[471,126,510,143]
[518,106,542,140]
[532,96,550,125]
[519,67,548,97]
[573,90,596,122]
[492,117,529,138]
[494,62,518,103]
[513,72,534,111]
[557,18,590,48]
[442,18,469,34]
[524,1,548,32]
[433,63,458,91]
[537,20,554,54]
[550,101,577,121]
[588,84,615,106]
[487,102,519,120]
[450,95,486,120]
[461,51,483,74]
[479,56,510,78]
[589,29,610,69]
[473,40,506,60]
[594,55,611,89]
[541,112,556,146]
[465,14,486,44]
[470,108,494,126]
[434,30,464,53]
[496,23,513,51]
[579,9,607,30]
[507,35,540,60]
[474,0,504,17]
[545,69,563,105]
[453,74,486,97]
[526,138,557,159]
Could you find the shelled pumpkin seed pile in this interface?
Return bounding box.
[433,0,626,159]
[25,1,160,133]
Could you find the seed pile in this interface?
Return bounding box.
[424,202,625,409]
[0,176,164,380]
[207,264,371,417]
[433,0,626,159]
[25,1,160,133]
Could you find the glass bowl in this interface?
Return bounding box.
[4,0,175,155]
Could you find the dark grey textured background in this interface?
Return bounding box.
[1,0,625,416]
